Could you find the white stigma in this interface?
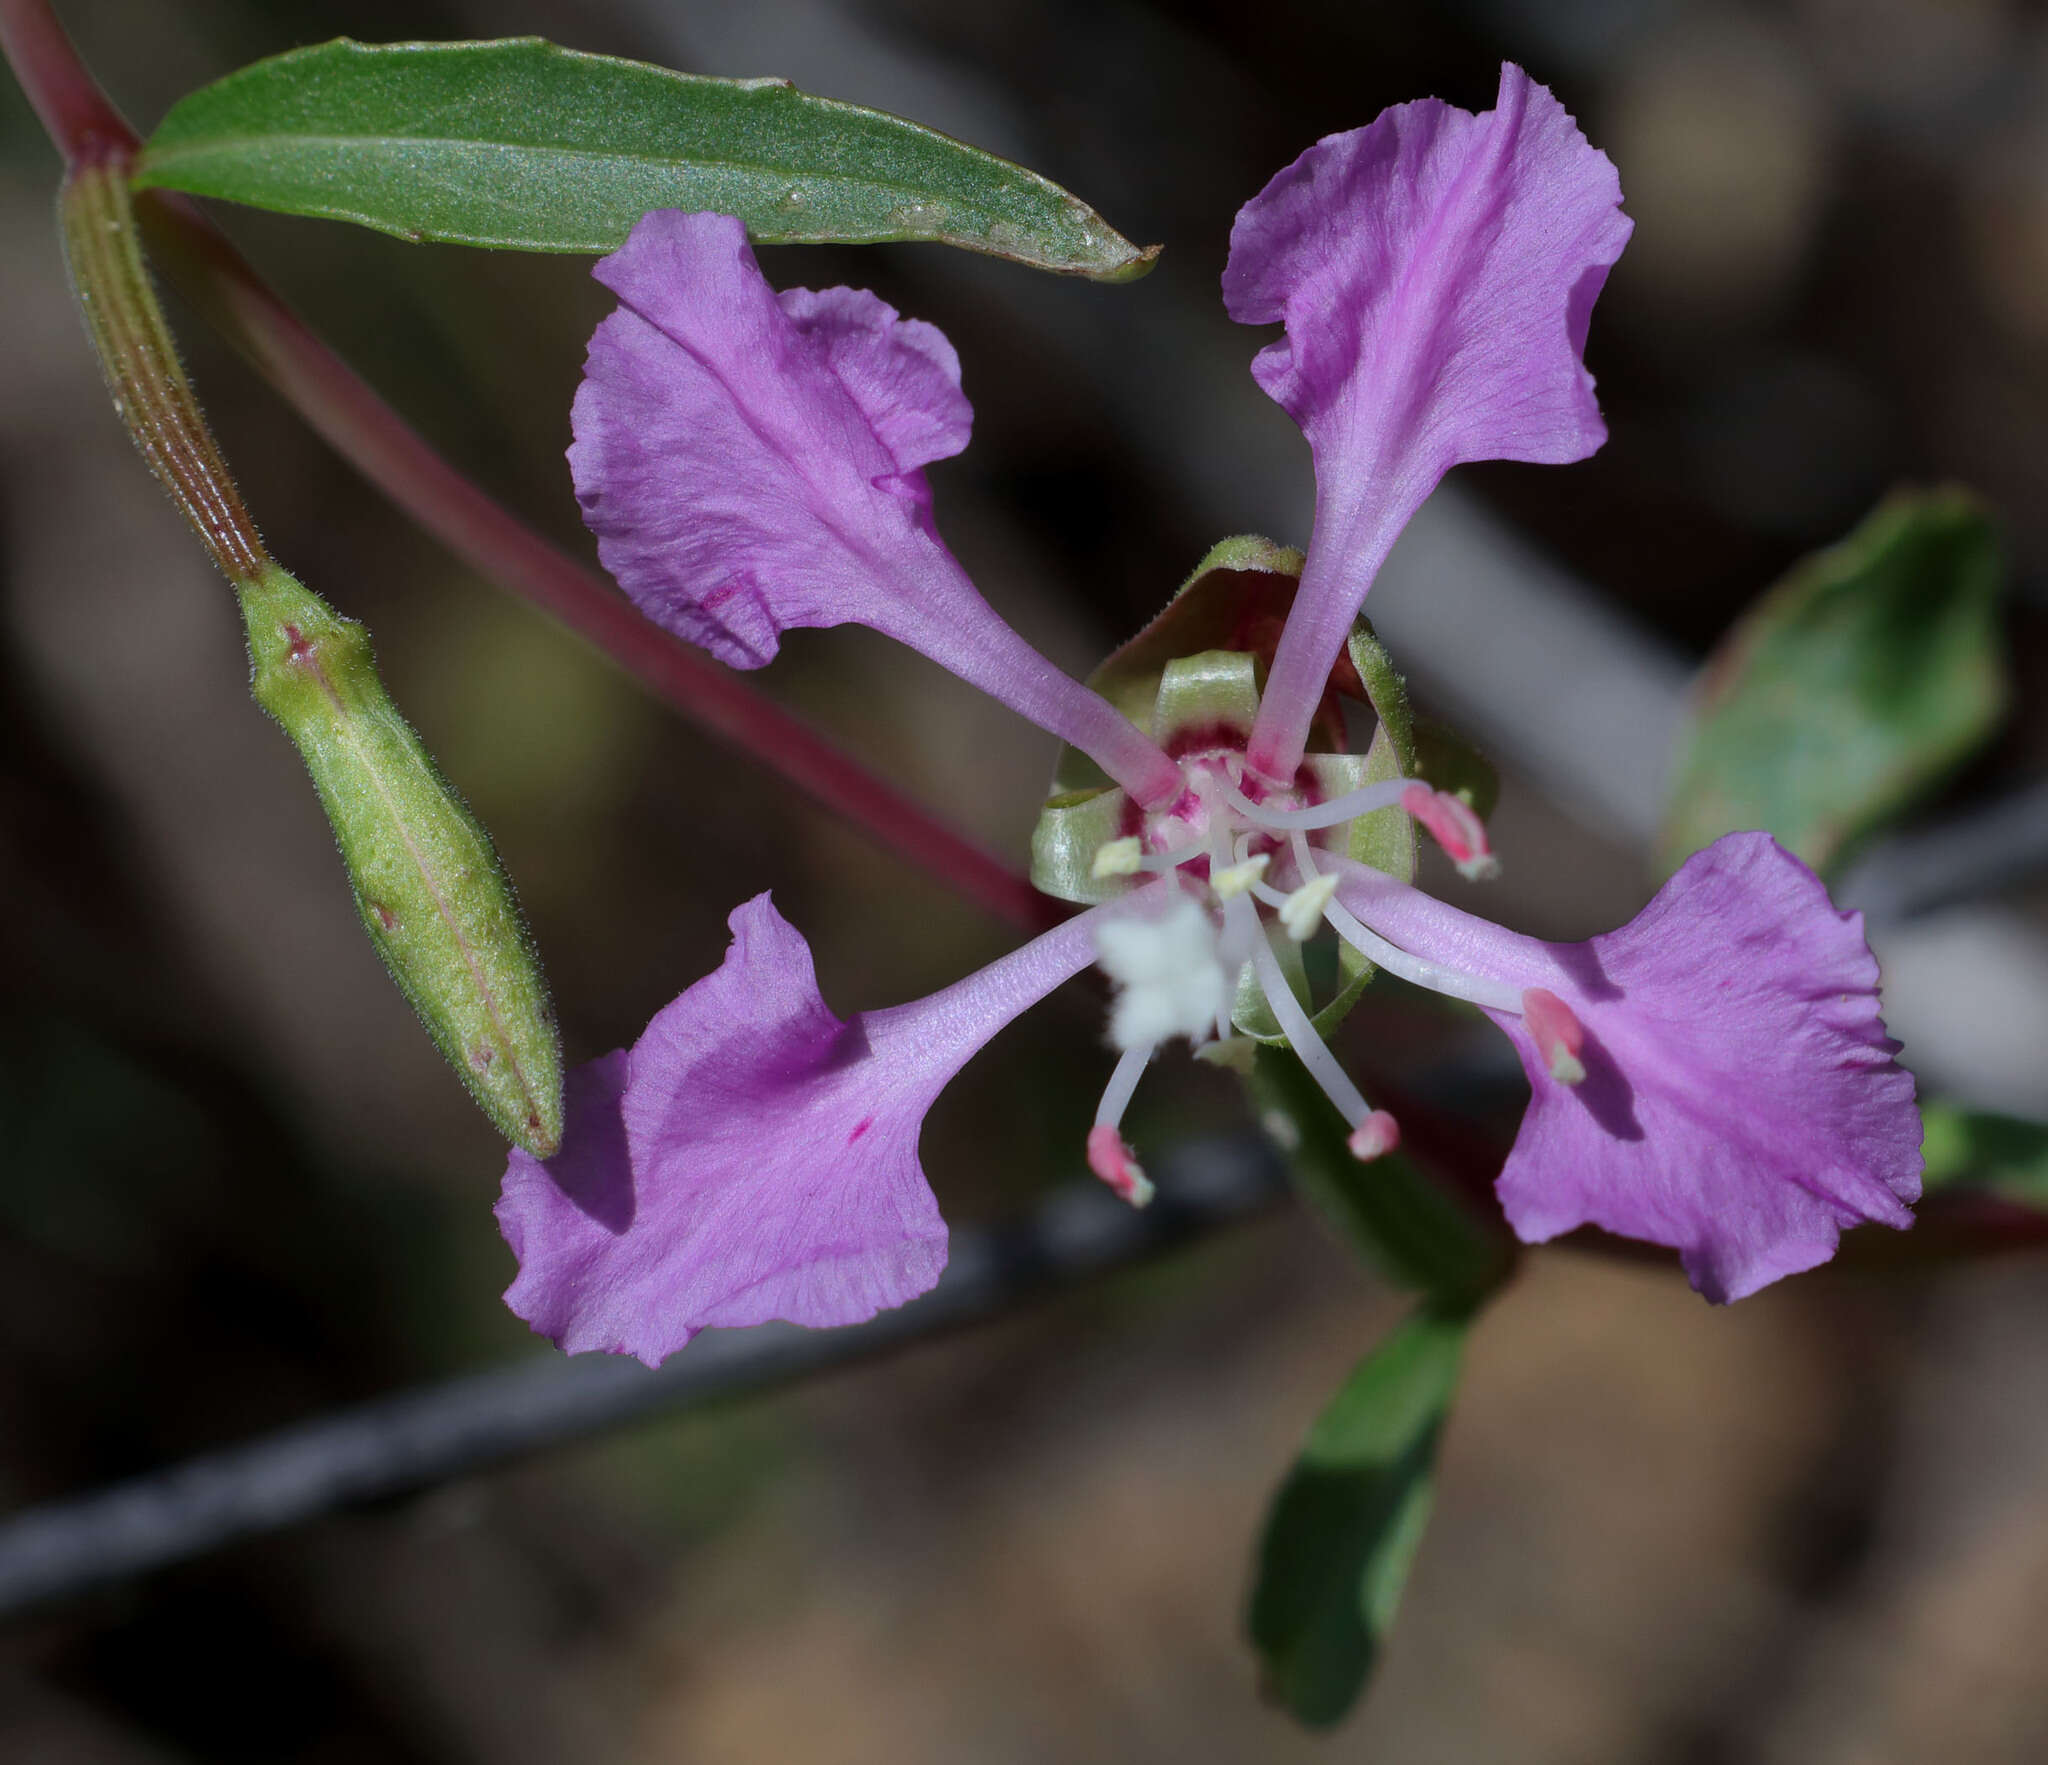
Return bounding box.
[1095,894,1229,1051]
[1092,835,1144,879]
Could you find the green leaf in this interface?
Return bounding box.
[1920,1100,2048,1209]
[133,37,1158,280]
[1249,1307,1470,1728]
[1246,1045,1511,1305]
[1660,487,2008,877]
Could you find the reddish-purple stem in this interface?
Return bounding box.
[0,0,1058,936]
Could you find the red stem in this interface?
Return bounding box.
[0,0,1057,936]
[0,0,123,159]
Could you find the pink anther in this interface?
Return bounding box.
[1400,784,1499,881]
[1522,986,1587,1085]
[1086,1123,1156,1208]
[1346,1110,1402,1162]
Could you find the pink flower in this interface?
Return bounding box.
[500,64,1920,1362]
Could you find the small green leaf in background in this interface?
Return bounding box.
[1919,1100,2048,1210]
[1249,1307,1470,1728]
[1659,487,2007,877]
[134,37,1159,281]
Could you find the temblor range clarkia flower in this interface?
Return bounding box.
[498,63,1922,1365]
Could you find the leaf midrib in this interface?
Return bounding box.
[139,133,1031,203]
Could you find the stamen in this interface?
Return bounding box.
[1218,773,1410,833]
[1138,843,1205,874]
[1278,873,1338,941]
[1094,1041,1153,1130]
[1223,887,1383,1144]
[1211,853,1270,899]
[1522,987,1587,1085]
[1086,1124,1154,1207]
[1294,836,1524,1012]
[1346,1110,1401,1161]
[1401,785,1499,881]
[1087,1043,1156,1207]
[1092,836,1144,879]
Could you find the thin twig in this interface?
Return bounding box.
[3,1109,2044,1620]
[0,1139,1287,1619]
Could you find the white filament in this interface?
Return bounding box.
[1222,886,1373,1130]
[1290,834,1523,1014]
[1218,772,1410,833]
[1094,1042,1154,1128]
[1137,842,1205,874]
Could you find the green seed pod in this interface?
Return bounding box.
[241,565,563,1155]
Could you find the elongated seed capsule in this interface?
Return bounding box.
[58,156,562,1154]
[242,566,562,1153]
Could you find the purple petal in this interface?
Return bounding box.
[777,285,971,476]
[1335,834,1921,1301]
[570,211,1180,804]
[1232,64,1632,780]
[496,891,1116,1365]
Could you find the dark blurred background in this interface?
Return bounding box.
[8,0,2048,1758]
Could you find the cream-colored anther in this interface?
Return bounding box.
[1210,853,1270,900]
[1278,873,1339,941]
[1091,836,1144,880]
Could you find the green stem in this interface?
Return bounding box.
[58,155,267,583]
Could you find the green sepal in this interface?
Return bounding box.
[1344,618,1414,762]
[1152,649,1261,751]
[1659,487,2008,878]
[1050,535,1307,795]
[1030,652,1267,908]
[1248,1304,1473,1728]
[1027,784,1134,907]
[134,37,1158,282]
[1245,1044,1512,1304]
[240,566,563,1155]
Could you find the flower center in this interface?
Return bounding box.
[1081,741,1586,1205]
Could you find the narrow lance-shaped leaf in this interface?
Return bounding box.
[1660,487,2008,877]
[242,566,563,1155]
[134,37,1159,281]
[1249,1306,1470,1728]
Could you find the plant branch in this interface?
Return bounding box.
[0,0,1057,936]
[0,1139,1289,1618]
